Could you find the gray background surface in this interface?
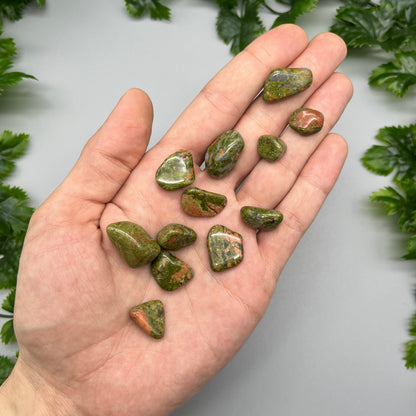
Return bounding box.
[1,0,415,414]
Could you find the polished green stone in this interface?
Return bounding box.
[205,130,244,178]
[106,221,161,268]
[151,250,194,291]
[288,108,324,135]
[240,206,283,230]
[156,223,197,250]
[263,68,312,102]
[130,300,165,339]
[207,225,243,272]
[257,135,287,161]
[156,149,195,190]
[181,187,227,217]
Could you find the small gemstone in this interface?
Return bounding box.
[240,206,283,230]
[263,68,312,102]
[151,250,194,291]
[205,130,244,178]
[257,135,287,161]
[130,300,165,339]
[156,223,197,250]
[181,187,227,217]
[207,225,243,272]
[156,149,195,190]
[107,221,161,268]
[288,108,324,135]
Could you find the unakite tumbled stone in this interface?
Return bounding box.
[130,300,165,339]
[156,149,195,190]
[151,250,194,291]
[106,221,161,268]
[156,223,197,250]
[207,225,243,272]
[240,206,283,230]
[263,68,312,102]
[181,187,227,217]
[257,135,287,161]
[288,108,324,135]
[205,130,244,178]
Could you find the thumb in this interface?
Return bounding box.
[47,88,154,223]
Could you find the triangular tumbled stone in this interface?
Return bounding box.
[130,300,165,339]
[181,187,227,217]
[263,68,312,101]
[207,225,243,272]
[151,250,194,291]
[155,149,195,190]
[107,221,161,268]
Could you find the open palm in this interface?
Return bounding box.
[9,25,352,416]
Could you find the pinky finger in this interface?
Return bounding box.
[258,133,348,281]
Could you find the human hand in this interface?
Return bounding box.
[0,25,352,416]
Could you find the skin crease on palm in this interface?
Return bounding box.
[0,25,353,416]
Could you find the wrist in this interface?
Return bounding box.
[0,358,79,416]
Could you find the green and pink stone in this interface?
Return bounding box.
[151,250,194,291]
[106,221,160,268]
[155,149,195,190]
[288,108,324,135]
[240,206,283,231]
[156,223,197,250]
[130,300,165,339]
[181,187,227,217]
[263,68,312,101]
[205,130,244,178]
[257,135,287,161]
[207,225,244,272]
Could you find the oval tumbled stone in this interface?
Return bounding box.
[181,187,227,217]
[263,68,312,102]
[130,300,165,339]
[156,149,195,190]
[151,250,194,291]
[205,130,244,178]
[107,221,161,268]
[156,223,197,250]
[207,225,243,272]
[241,206,283,230]
[288,108,324,136]
[257,135,287,161]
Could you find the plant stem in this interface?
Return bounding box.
[0,314,13,319]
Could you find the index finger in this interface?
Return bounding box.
[151,24,309,164]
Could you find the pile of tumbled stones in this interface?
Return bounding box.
[106,67,324,339]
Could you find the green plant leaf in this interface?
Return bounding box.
[0,185,33,237]
[2,288,15,314]
[403,234,416,259]
[330,4,398,50]
[0,233,24,289]
[0,36,17,59]
[363,124,416,181]
[216,0,266,55]
[0,0,44,23]
[0,355,14,384]
[271,0,318,27]
[370,186,405,216]
[125,0,171,20]
[216,0,238,8]
[0,130,29,181]
[369,51,416,97]
[361,145,396,176]
[0,319,15,344]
